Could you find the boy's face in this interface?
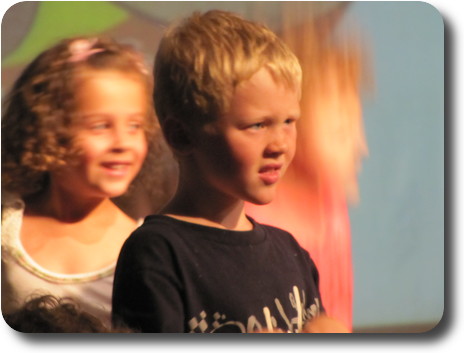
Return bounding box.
[192,67,300,205]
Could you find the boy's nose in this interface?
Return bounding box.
[265,130,289,157]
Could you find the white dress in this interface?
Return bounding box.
[1,192,116,326]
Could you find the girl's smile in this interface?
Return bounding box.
[53,70,149,199]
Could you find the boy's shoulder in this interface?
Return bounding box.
[118,215,190,261]
[140,214,178,228]
[250,217,306,249]
[251,218,315,265]
[129,214,182,239]
[252,218,289,233]
[251,217,294,238]
[121,215,173,245]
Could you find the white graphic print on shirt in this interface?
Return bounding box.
[188,285,321,333]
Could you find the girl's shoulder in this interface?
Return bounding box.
[1,191,25,249]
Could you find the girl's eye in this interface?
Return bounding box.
[128,121,143,131]
[90,122,110,130]
[128,121,145,133]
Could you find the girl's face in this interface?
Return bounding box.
[52,70,149,199]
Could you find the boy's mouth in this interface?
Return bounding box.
[258,164,282,185]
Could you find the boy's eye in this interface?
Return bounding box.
[284,118,297,125]
[248,122,266,130]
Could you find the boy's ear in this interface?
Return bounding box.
[163,117,194,154]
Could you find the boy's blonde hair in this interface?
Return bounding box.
[154,10,302,130]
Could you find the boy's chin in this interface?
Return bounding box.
[246,195,275,206]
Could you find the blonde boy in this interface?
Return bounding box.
[113,10,326,333]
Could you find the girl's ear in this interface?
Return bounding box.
[163,117,194,155]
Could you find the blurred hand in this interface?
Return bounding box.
[303,315,350,333]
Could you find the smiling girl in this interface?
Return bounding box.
[1,37,157,326]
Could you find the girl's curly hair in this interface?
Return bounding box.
[4,294,134,333]
[2,36,158,197]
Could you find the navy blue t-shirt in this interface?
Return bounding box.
[112,215,323,333]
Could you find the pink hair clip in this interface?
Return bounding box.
[68,38,104,63]
[129,52,149,76]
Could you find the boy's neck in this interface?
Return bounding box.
[162,181,253,231]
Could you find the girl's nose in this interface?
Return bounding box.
[111,127,130,151]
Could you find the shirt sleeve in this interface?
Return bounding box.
[111,229,185,333]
